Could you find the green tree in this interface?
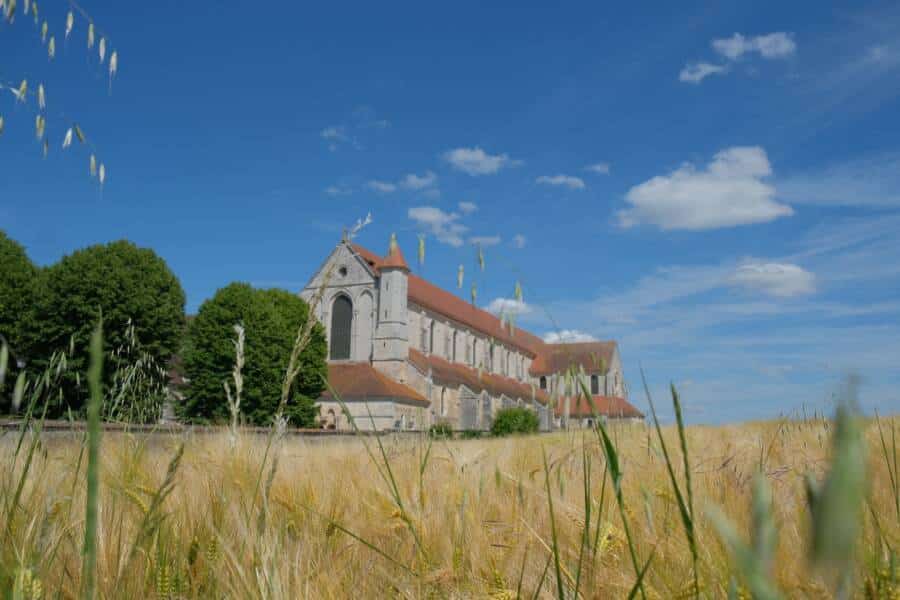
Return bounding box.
[0,230,38,358]
[181,283,326,427]
[0,230,38,412]
[491,407,540,437]
[23,240,185,417]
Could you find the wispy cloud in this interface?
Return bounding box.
[679,62,728,83]
[536,174,586,190]
[585,162,611,175]
[408,206,468,247]
[729,262,816,297]
[524,215,900,422]
[618,146,793,230]
[680,31,796,84]
[512,234,526,249]
[320,126,355,152]
[712,32,797,60]
[469,235,501,247]
[777,153,900,207]
[352,105,391,129]
[458,201,478,215]
[486,297,532,316]
[324,185,352,196]
[320,106,389,151]
[366,171,439,195]
[400,170,438,190]
[367,180,397,193]
[543,330,598,343]
[443,147,520,176]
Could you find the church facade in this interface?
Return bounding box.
[300,236,643,431]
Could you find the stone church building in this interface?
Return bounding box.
[301,236,643,431]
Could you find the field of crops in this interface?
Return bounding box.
[2,405,896,598]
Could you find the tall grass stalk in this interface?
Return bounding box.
[640,370,699,597]
[541,445,565,600]
[595,417,647,600]
[874,409,899,522]
[81,321,103,599]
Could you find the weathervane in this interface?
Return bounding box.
[345,212,373,241]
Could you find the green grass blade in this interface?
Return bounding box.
[670,383,699,595]
[595,418,646,600]
[531,552,554,600]
[627,547,657,600]
[640,371,697,585]
[81,321,103,600]
[542,445,566,600]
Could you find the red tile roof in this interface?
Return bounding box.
[530,341,617,376]
[352,243,545,357]
[352,243,388,274]
[409,349,550,406]
[321,362,429,407]
[555,395,644,419]
[381,244,410,271]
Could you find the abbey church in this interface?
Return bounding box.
[301,236,643,431]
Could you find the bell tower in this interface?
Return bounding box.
[372,234,410,381]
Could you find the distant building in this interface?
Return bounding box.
[301,235,643,431]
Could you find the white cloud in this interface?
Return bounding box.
[512,234,526,249]
[324,185,351,196]
[536,174,586,190]
[679,62,728,83]
[423,188,441,200]
[730,262,816,297]
[618,146,794,230]
[320,126,347,141]
[400,170,438,190]
[469,235,501,247]
[712,32,796,60]
[443,146,519,176]
[585,162,611,175]
[486,298,532,316]
[458,201,478,214]
[367,180,397,193]
[543,330,598,344]
[777,153,900,207]
[320,126,355,152]
[351,105,391,129]
[408,206,468,247]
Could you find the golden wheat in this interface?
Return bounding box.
[0,416,896,598]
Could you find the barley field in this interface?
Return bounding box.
[2,409,897,599]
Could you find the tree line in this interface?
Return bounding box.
[0,230,326,426]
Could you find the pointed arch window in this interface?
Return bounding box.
[330,295,353,360]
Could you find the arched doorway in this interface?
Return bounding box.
[330,295,352,360]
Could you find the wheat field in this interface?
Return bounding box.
[1,410,897,599]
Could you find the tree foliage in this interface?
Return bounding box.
[491,407,540,436]
[0,230,37,359]
[22,240,185,417]
[181,283,327,427]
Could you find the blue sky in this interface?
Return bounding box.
[2,0,899,423]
